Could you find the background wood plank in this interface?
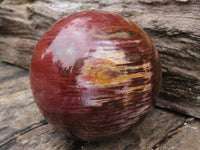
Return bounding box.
[0,62,45,148]
[1,109,187,150]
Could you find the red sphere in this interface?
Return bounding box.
[30,10,161,141]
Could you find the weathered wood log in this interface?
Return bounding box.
[0,0,200,119]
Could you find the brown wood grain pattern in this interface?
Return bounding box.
[161,119,200,150]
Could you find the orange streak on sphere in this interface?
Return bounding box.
[30,10,162,141]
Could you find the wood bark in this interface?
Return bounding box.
[0,0,200,118]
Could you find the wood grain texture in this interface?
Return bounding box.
[161,119,200,150]
[0,0,199,118]
[0,62,45,148]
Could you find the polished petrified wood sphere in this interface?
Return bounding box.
[30,10,161,141]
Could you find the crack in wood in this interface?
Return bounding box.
[123,143,136,150]
[0,119,48,148]
[66,140,89,150]
[0,70,28,84]
[151,117,194,149]
[19,128,52,146]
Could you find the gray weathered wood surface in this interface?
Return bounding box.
[0,0,199,119]
[0,61,200,150]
